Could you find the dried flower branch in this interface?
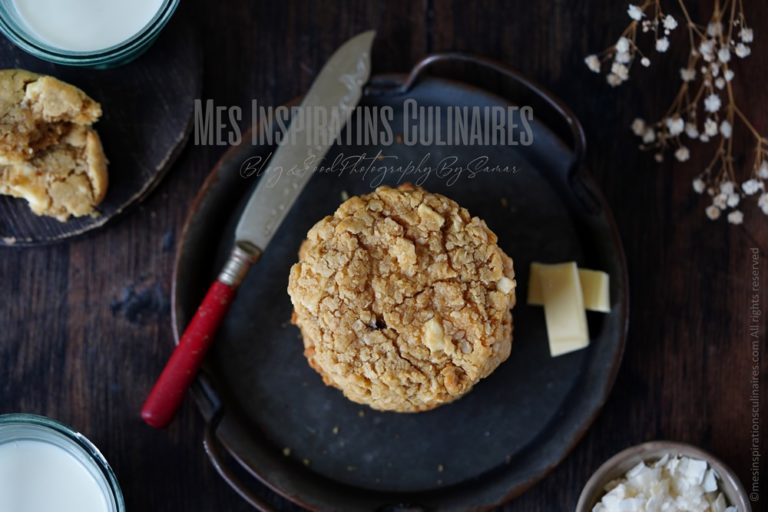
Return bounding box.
[585,0,767,224]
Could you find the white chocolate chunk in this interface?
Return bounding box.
[592,455,735,512]
[423,317,446,352]
[528,262,611,312]
[702,469,718,492]
[537,262,589,357]
[497,276,515,294]
[578,268,611,313]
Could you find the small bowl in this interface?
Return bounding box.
[0,413,125,512]
[0,0,178,67]
[577,441,751,512]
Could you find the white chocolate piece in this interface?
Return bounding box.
[527,263,610,313]
[577,268,611,313]
[537,262,589,357]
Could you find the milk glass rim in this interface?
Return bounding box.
[0,413,125,512]
[0,0,179,67]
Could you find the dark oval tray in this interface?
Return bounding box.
[172,54,628,511]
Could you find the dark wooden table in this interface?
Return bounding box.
[2,1,766,510]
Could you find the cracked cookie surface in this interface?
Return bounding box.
[0,69,107,221]
[288,184,516,412]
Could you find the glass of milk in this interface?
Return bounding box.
[0,414,125,512]
[0,0,178,67]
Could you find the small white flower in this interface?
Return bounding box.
[720,181,735,195]
[663,15,678,31]
[701,41,717,62]
[759,193,768,214]
[631,118,646,136]
[685,123,699,138]
[742,178,762,195]
[710,63,720,77]
[704,94,721,113]
[717,47,731,63]
[585,54,601,73]
[616,37,630,53]
[707,21,723,37]
[720,120,732,138]
[642,128,656,143]
[641,57,651,67]
[713,193,728,209]
[693,178,706,194]
[724,69,735,81]
[666,116,685,136]
[628,4,644,20]
[680,68,696,81]
[611,62,629,80]
[715,77,726,89]
[674,146,690,162]
[758,160,768,179]
[727,210,744,225]
[704,118,718,136]
[735,43,751,58]
[615,51,631,64]
[740,27,754,43]
[727,193,740,208]
[607,73,623,87]
[699,39,714,52]
[654,152,664,162]
[705,205,721,220]
[656,37,670,52]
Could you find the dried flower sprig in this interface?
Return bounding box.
[585,0,767,224]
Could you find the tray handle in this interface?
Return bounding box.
[392,53,603,213]
[204,409,278,512]
[399,52,587,166]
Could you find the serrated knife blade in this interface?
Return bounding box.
[236,30,374,251]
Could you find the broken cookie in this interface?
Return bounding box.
[0,69,107,221]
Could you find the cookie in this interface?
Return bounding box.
[288,184,516,412]
[0,69,107,221]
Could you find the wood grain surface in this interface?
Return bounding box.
[1,1,766,511]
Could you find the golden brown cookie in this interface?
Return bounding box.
[288,184,516,412]
[0,69,107,221]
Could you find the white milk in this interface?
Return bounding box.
[0,439,110,512]
[12,0,166,52]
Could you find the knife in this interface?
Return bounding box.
[141,31,375,428]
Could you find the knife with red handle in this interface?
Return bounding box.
[141,31,375,428]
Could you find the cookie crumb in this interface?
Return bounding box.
[500,197,509,208]
[437,464,444,472]
[332,426,339,435]
[282,447,291,457]
[357,410,365,418]
[302,458,311,466]
[340,190,349,201]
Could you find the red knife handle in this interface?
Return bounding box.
[141,242,261,429]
